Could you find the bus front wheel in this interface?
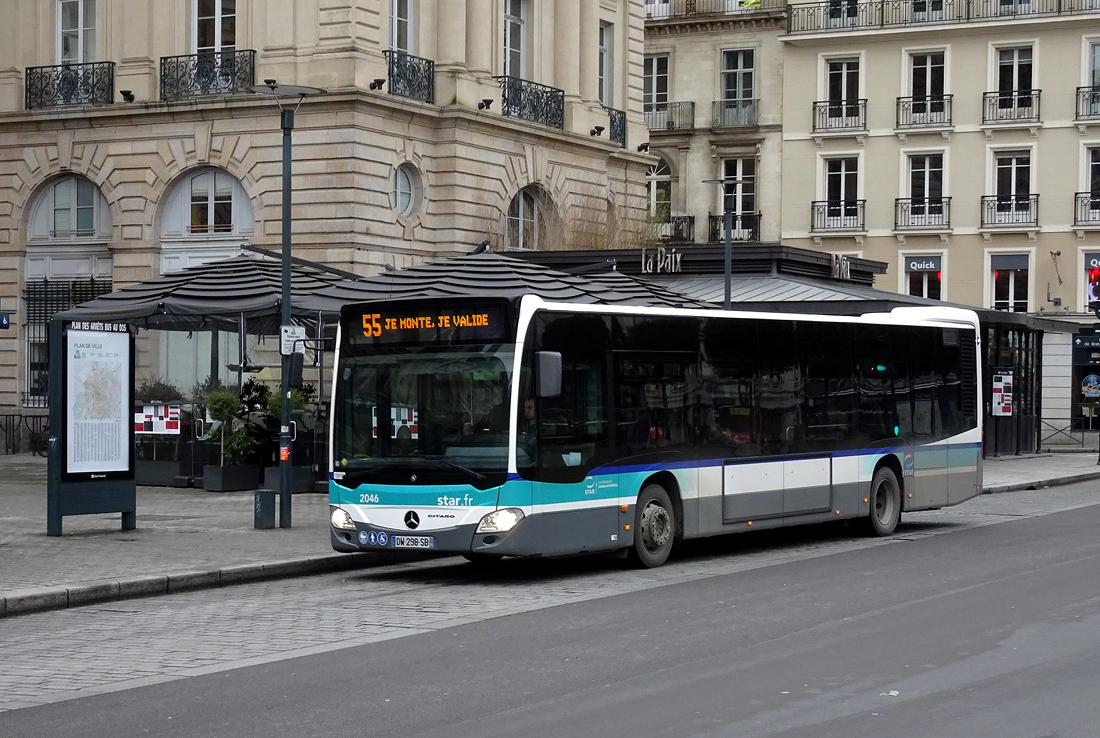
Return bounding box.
[629,484,675,568]
[866,467,901,536]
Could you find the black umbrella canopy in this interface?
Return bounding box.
[55,254,343,332]
[310,252,712,311]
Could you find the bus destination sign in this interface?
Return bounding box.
[350,304,507,345]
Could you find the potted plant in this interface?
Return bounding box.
[262,383,321,493]
[201,387,261,492]
[134,377,187,486]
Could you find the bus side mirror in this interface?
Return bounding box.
[536,351,562,398]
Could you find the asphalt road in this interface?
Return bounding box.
[3,482,1100,738]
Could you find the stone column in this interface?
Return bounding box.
[437,0,467,68]
[578,0,599,104]
[554,0,580,100]
[465,0,493,76]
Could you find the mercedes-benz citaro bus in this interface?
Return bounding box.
[328,296,982,568]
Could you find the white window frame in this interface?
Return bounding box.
[507,187,540,251]
[898,251,947,300]
[901,148,948,227]
[192,0,237,54]
[984,249,1035,312]
[391,0,414,54]
[646,159,673,220]
[57,0,96,64]
[598,21,613,107]
[817,152,862,229]
[394,163,417,216]
[504,0,526,79]
[644,55,669,109]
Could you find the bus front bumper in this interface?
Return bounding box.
[330,518,534,557]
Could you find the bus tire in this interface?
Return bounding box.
[866,467,901,536]
[629,484,675,568]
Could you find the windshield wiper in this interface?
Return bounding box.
[427,455,486,482]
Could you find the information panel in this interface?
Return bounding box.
[347,302,509,346]
[66,327,131,474]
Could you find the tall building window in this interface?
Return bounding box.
[720,49,754,126]
[504,0,525,78]
[991,254,1029,312]
[189,170,234,234]
[905,255,942,300]
[994,151,1031,222]
[194,0,236,55]
[644,56,668,108]
[507,186,549,251]
[827,58,860,122]
[1085,252,1100,312]
[908,153,944,226]
[723,157,757,238]
[646,159,673,220]
[598,22,613,106]
[825,156,859,227]
[1085,148,1100,220]
[52,177,97,237]
[910,52,945,121]
[391,0,412,53]
[996,47,1032,114]
[58,0,96,63]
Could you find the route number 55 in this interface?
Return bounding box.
[362,313,382,337]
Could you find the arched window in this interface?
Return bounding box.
[160,167,254,273]
[507,185,553,251]
[646,158,673,221]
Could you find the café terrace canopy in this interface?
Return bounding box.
[55,252,712,332]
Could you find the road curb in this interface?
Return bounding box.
[983,469,1100,494]
[0,552,379,620]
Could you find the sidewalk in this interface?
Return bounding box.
[2,451,1099,619]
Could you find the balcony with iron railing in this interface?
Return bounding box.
[384,49,435,104]
[649,215,696,242]
[895,197,952,229]
[645,101,695,131]
[25,61,114,109]
[787,0,1100,35]
[980,194,1039,227]
[812,99,867,132]
[1077,87,1100,120]
[708,212,762,242]
[1074,193,1100,226]
[896,95,952,128]
[160,50,255,102]
[713,99,759,128]
[982,90,1041,124]
[605,106,627,147]
[645,0,786,21]
[811,200,866,231]
[494,76,564,129]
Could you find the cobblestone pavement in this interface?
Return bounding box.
[1,481,1097,713]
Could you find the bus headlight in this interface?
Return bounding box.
[330,506,357,530]
[476,508,525,534]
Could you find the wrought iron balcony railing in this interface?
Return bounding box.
[494,76,565,130]
[604,106,627,147]
[811,200,866,231]
[982,90,1040,124]
[981,194,1039,227]
[649,215,695,243]
[712,99,759,128]
[646,0,786,20]
[384,49,435,104]
[813,99,867,132]
[895,197,951,229]
[25,61,115,109]
[645,101,695,131]
[896,95,952,128]
[787,0,1100,35]
[160,50,255,102]
[708,212,761,242]
[1077,87,1100,120]
[1074,193,1100,226]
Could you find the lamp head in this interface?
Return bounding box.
[119,89,134,103]
[478,99,493,110]
[591,125,605,137]
[369,78,386,90]
[637,142,650,152]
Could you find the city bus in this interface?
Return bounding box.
[328,295,982,567]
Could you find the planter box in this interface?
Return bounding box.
[202,464,260,492]
[136,459,186,487]
[263,465,318,494]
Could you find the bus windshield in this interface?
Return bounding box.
[333,346,514,483]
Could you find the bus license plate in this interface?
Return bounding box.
[391,535,434,549]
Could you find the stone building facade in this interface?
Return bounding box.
[0,0,652,409]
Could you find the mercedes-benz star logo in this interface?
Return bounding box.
[404,511,420,529]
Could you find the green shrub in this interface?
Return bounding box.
[223,426,257,466]
[136,377,185,403]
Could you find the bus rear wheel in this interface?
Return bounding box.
[629,484,675,568]
[866,467,901,536]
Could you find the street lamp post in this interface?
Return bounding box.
[249,79,324,528]
[702,179,744,311]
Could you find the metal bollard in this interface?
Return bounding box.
[254,488,277,529]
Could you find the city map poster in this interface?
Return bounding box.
[65,328,131,474]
